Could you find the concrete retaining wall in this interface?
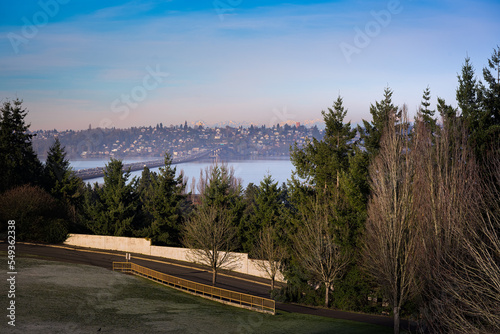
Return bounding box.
[248,259,285,282]
[64,234,151,254]
[65,234,285,282]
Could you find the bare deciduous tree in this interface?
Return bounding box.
[404,114,500,333]
[439,208,500,334]
[412,116,478,333]
[414,120,500,333]
[252,225,286,291]
[363,107,421,334]
[182,204,238,285]
[293,198,350,308]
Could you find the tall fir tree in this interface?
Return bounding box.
[198,163,243,210]
[288,96,371,310]
[43,137,85,229]
[479,46,500,152]
[85,159,137,236]
[291,95,355,194]
[145,153,187,246]
[437,97,457,122]
[240,174,285,253]
[44,138,82,201]
[457,57,479,122]
[133,166,157,236]
[358,87,397,159]
[137,166,156,196]
[457,51,500,160]
[481,46,500,124]
[0,99,42,192]
[419,86,437,132]
[456,56,485,157]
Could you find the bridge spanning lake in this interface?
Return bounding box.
[74,148,220,180]
[74,155,294,192]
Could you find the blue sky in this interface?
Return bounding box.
[1,0,499,130]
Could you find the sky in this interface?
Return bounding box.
[0,0,499,131]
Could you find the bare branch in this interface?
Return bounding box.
[252,225,286,290]
[363,106,421,334]
[293,197,351,307]
[182,204,238,285]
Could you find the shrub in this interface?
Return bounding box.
[0,185,68,243]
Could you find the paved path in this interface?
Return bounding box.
[5,242,414,330]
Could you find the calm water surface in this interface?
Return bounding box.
[71,158,295,191]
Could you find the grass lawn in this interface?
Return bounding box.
[1,256,395,334]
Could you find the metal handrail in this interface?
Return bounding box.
[112,262,275,314]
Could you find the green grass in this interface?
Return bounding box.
[1,257,395,334]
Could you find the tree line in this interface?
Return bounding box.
[1,47,499,334]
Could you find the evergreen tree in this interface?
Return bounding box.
[243,183,259,209]
[437,97,457,122]
[197,162,244,249]
[44,138,82,200]
[133,166,157,236]
[287,96,371,310]
[240,182,259,251]
[241,174,285,253]
[457,51,500,160]
[254,175,283,228]
[478,46,500,151]
[342,146,370,213]
[43,137,85,229]
[419,86,437,132]
[145,153,186,246]
[481,46,500,123]
[198,163,243,210]
[457,57,479,122]
[456,56,485,156]
[85,159,137,236]
[137,166,156,197]
[358,87,397,158]
[44,138,70,192]
[291,95,355,194]
[0,99,42,192]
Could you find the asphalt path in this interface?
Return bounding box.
[4,242,413,330]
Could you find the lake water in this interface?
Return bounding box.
[71,158,295,192]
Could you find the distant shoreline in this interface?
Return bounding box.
[69,155,291,163]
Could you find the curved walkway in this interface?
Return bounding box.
[5,242,414,331]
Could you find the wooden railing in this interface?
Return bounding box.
[112,262,275,314]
